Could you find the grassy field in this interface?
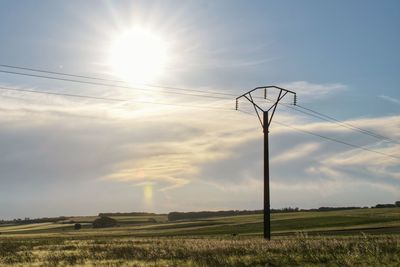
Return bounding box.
[0,207,399,266]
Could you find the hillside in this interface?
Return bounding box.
[1,207,399,237]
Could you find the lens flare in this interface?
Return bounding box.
[144,184,153,202]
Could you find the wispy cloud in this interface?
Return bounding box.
[271,142,320,164]
[280,81,347,101]
[379,94,400,105]
[1,81,399,214]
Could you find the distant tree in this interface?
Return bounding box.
[375,204,396,208]
[395,201,400,207]
[148,218,157,223]
[168,210,262,221]
[92,216,117,228]
[99,212,156,217]
[74,223,82,230]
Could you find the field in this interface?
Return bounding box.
[1,208,399,266]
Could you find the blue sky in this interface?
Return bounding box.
[0,1,399,219]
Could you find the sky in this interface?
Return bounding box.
[0,0,399,219]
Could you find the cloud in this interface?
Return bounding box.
[273,115,400,192]
[102,112,259,191]
[321,143,400,183]
[1,81,399,216]
[271,142,320,165]
[280,81,346,101]
[0,86,258,192]
[379,95,400,105]
[195,110,400,205]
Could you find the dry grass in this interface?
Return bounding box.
[0,233,399,266]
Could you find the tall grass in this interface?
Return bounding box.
[0,234,399,266]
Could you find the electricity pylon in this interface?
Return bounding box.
[236,86,296,240]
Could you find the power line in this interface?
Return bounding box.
[0,85,233,111]
[0,86,126,102]
[0,70,233,100]
[296,104,399,144]
[237,109,399,160]
[284,104,390,139]
[238,91,398,144]
[1,63,398,144]
[0,63,276,101]
[270,98,400,145]
[0,64,238,98]
[1,83,397,160]
[275,120,400,160]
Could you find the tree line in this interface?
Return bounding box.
[1,201,398,224]
[167,201,400,221]
[98,212,157,217]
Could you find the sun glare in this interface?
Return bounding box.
[109,29,167,83]
[144,184,153,202]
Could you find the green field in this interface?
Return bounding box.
[1,208,399,266]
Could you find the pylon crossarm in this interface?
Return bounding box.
[236,86,295,129]
[254,85,296,95]
[237,85,295,99]
[237,86,296,110]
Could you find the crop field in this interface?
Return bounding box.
[0,208,399,266]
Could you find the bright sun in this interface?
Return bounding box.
[109,29,167,83]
